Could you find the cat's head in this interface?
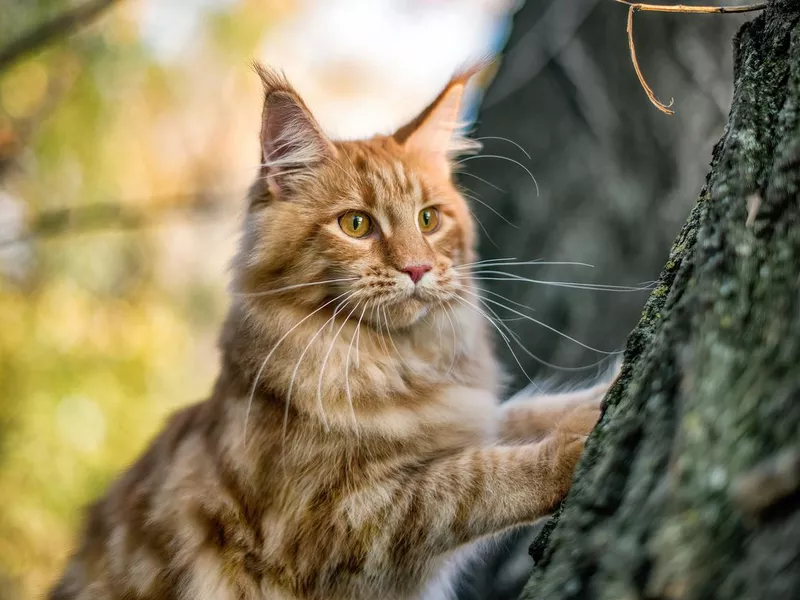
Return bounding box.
[235,64,483,329]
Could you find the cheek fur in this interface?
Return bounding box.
[425,212,469,268]
[431,228,461,263]
[237,206,334,301]
[319,227,382,277]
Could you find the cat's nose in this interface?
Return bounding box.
[401,264,432,284]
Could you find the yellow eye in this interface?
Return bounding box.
[339,211,373,238]
[418,207,440,233]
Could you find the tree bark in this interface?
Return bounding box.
[521,1,800,598]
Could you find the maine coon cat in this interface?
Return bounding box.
[49,64,615,600]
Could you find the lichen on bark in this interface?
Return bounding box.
[522,1,800,598]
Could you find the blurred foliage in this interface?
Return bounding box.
[0,1,292,597]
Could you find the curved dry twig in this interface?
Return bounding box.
[617,0,768,115]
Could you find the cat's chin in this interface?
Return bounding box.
[380,298,432,329]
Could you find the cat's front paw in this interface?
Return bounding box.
[557,403,602,437]
[537,431,588,510]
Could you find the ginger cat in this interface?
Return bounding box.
[49,65,613,600]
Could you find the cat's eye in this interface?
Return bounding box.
[418,207,440,234]
[339,210,373,238]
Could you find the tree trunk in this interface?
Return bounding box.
[521,2,800,598]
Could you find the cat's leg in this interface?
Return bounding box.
[497,382,607,443]
[369,427,590,569]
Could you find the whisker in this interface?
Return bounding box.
[470,270,652,292]
[456,170,505,193]
[373,304,390,355]
[452,294,538,388]
[457,154,540,197]
[480,298,612,373]
[435,300,444,358]
[234,278,359,298]
[317,299,363,432]
[472,277,651,293]
[286,293,357,434]
[441,302,459,379]
[382,306,410,370]
[464,289,618,355]
[345,303,368,436]
[473,136,532,160]
[468,207,500,248]
[454,260,595,270]
[244,290,350,447]
[462,191,519,230]
[355,303,369,368]
[329,292,355,333]
[637,280,660,288]
[457,256,519,268]
[478,287,538,313]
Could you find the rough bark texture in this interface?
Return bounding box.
[522,2,800,598]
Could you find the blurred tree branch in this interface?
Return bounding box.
[0,56,81,180]
[0,192,237,249]
[0,0,122,73]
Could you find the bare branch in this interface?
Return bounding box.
[618,1,769,114]
[626,5,675,115]
[616,0,768,15]
[0,0,122,72]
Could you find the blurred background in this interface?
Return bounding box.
[0,1,751,598]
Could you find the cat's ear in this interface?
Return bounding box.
[392,64,485,175]
[255,63,336,197]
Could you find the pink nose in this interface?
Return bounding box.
[401,264,432,284]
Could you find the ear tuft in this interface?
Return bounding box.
[254,63,335,197]
[392,62,488,173]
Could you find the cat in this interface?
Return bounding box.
[49,64,615,600]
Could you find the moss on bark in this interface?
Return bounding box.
[522,2,800,598]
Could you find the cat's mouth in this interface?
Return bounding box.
[404,283,444,305]
[375,283,457,328]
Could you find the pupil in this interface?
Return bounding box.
[352,215,362,230]
[423,212,430,225]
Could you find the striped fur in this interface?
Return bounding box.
[49,65,613,600]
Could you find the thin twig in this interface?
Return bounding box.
[0,0,122,72]
[617,0,769,115]
[625,5,675,115]
[616,0,768,14]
